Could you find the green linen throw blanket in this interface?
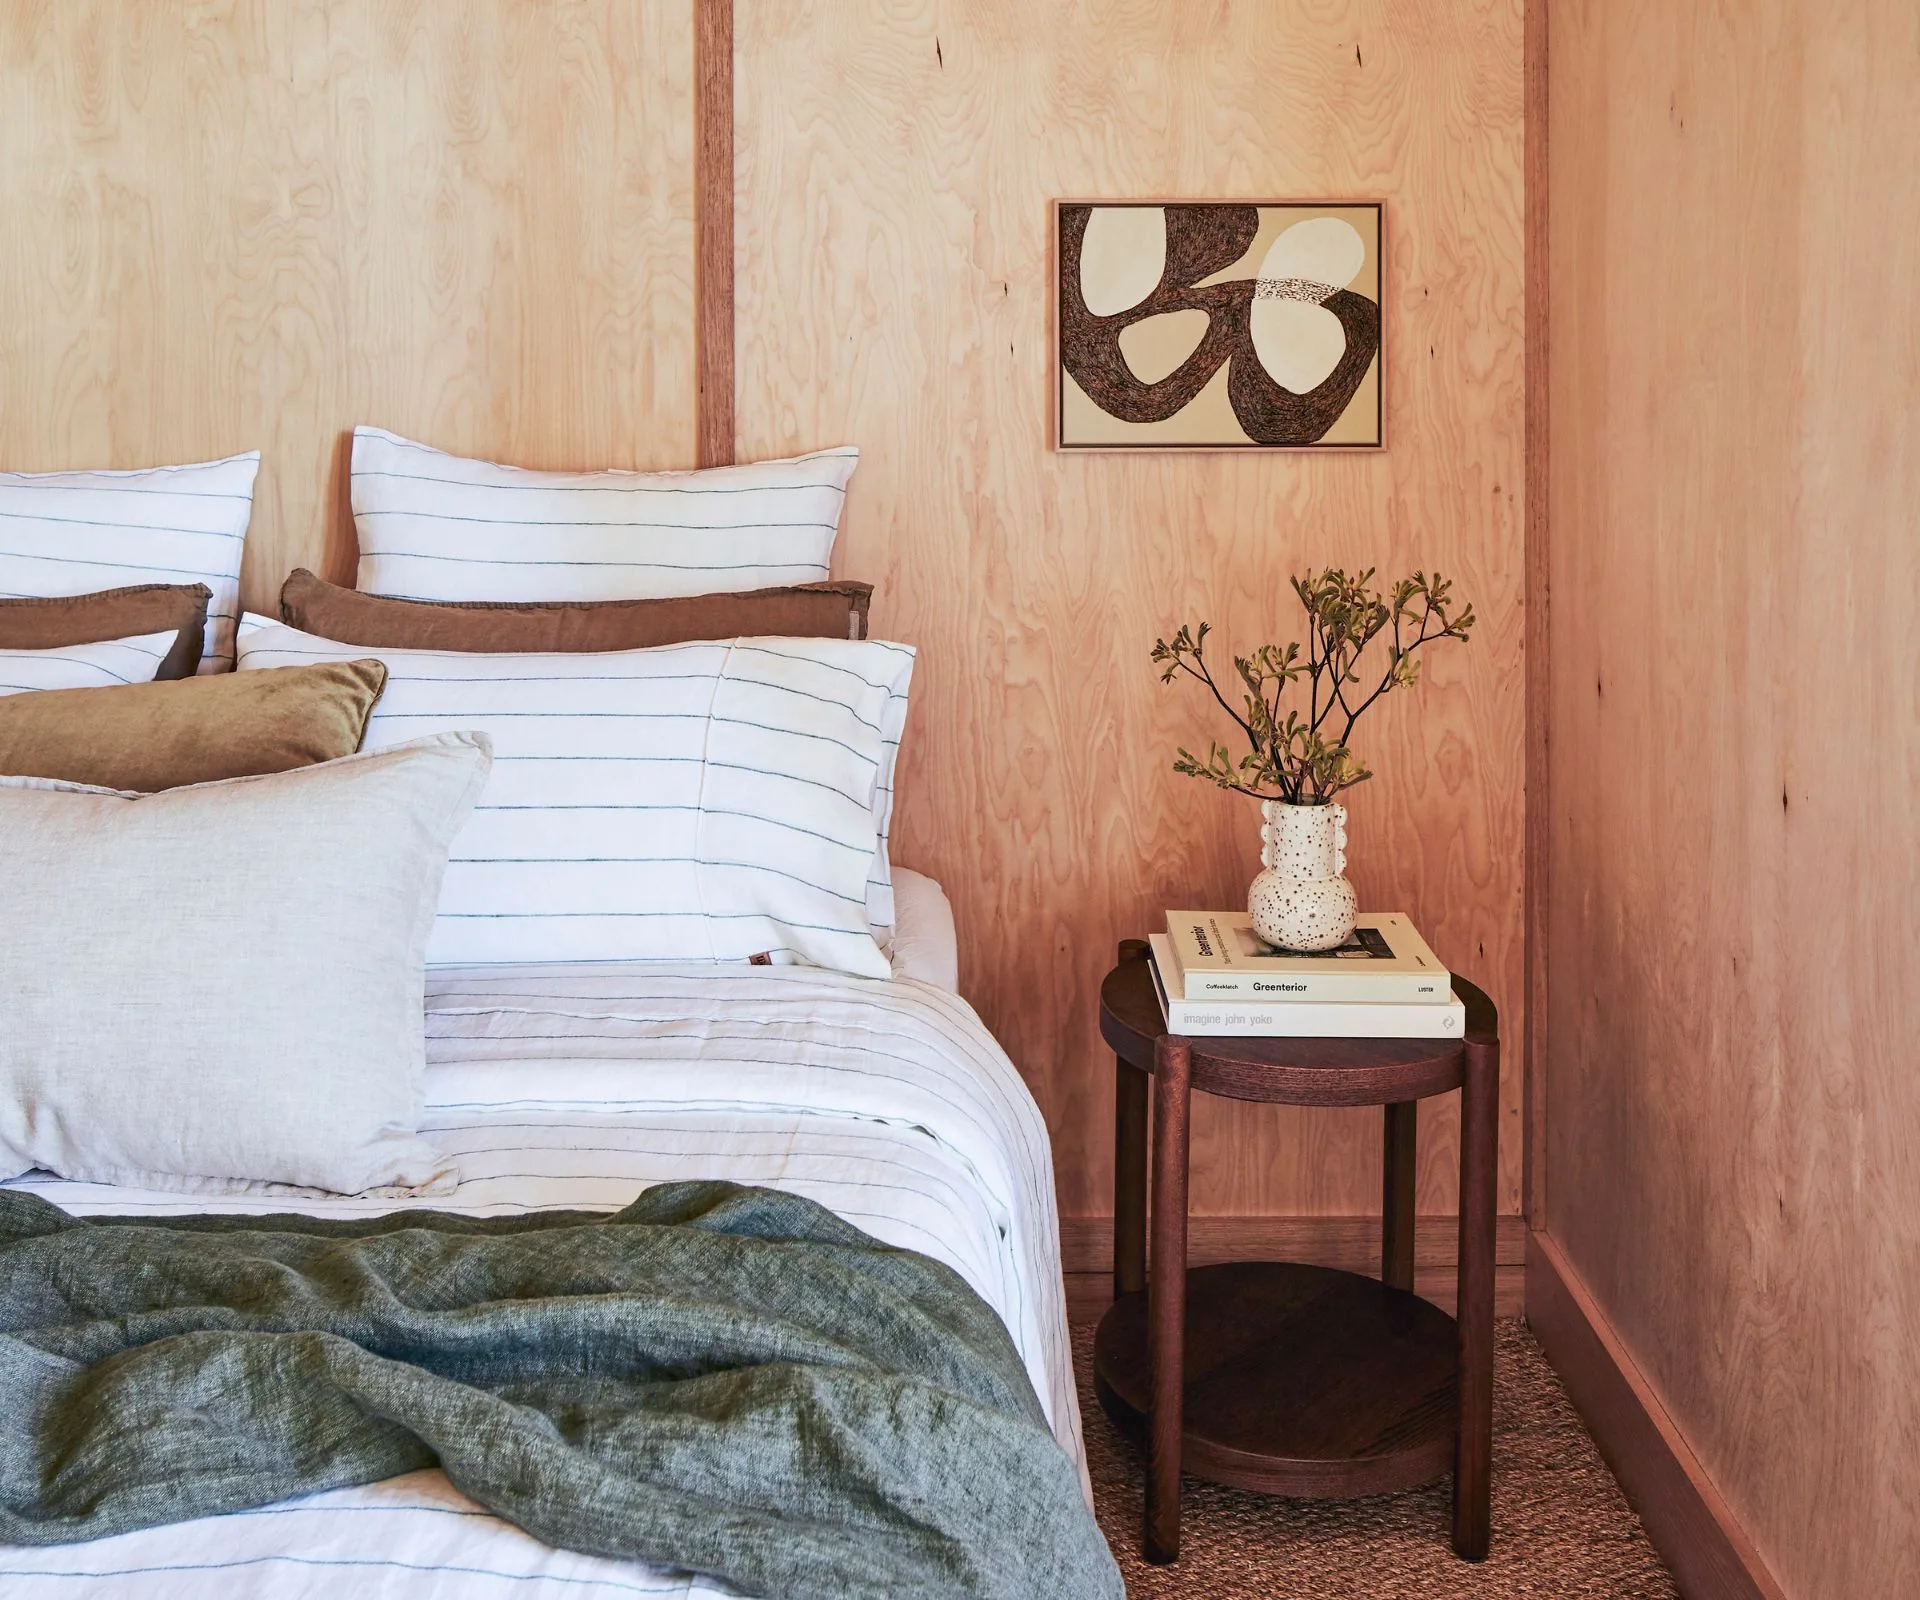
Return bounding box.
[0,1181,1122,1600]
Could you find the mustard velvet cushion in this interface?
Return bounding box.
[0,658,388,791]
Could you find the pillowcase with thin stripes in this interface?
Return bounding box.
[0,631,181,697]
[0,453,259,672]
[350,428,859,603]
[236,617,914,979]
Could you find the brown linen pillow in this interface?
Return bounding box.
[0,584,211,681]
[279,568,873,651]
[0,659,388,791]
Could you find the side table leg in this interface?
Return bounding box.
[1452,1034,1499,1559]
[1382,1100,1418,1291]
[1144,1035,1191,1565]
[1114,1058,1148,1298]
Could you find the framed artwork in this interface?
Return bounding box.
[1055,201,1383,450]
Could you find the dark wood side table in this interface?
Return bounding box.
[1093,939,1499,1564]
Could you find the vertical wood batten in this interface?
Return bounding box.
[694,0,735,467]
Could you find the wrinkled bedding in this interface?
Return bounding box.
[0,963,1085,1599]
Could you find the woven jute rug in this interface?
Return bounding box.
[1073,1317,1679,1598]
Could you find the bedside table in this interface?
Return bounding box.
[1093,938,1499,1564]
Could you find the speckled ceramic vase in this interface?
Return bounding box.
[1247,800,1359,952]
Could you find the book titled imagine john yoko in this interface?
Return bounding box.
[1164,911,1452,1003]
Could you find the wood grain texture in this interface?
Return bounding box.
[0,2,1532,1245]
[734,1,1528,1221]
[0,0,696,611]
[1095,1264,1462,1501]
[1544,3,1920,1596]
[693,0,732,466]
[1528,1231,1787,1600]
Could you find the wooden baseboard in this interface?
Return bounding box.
[1526,1230,1786,1600]
[1059,1213,1528,1321]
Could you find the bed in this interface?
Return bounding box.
[0,439,1111,1596]
[0,870,1087,1598]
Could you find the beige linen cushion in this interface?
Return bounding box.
[0,732,491,1195]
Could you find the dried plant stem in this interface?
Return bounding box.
[1152,568,1474,806]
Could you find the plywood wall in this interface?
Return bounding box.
[735,1,1528,1219]
[0,0,1527,1227]
[1545,3,1920,1595]
[0,0,696,606]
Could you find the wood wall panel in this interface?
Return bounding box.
[1545,3,1920,1595]
[734,2,1528,1219]
[0,1,1529,1231]
[0,0,696,611]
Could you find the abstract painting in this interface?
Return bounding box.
[1056,202,1382,449]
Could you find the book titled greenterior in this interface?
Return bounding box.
[1163,910,1451,1002]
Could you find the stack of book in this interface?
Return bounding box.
[1148,911,1463,1038]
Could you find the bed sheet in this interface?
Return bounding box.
[1,962,1081,1599]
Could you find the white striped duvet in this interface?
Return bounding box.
[0,964,1084,1599]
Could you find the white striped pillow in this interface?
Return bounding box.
[867,682,908,944]
[351,428,858,602]
[0,631,181,696]
[237,618,913,978]
[0,453,259,672]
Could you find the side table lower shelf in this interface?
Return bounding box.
[1093,1261,1460,1500]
